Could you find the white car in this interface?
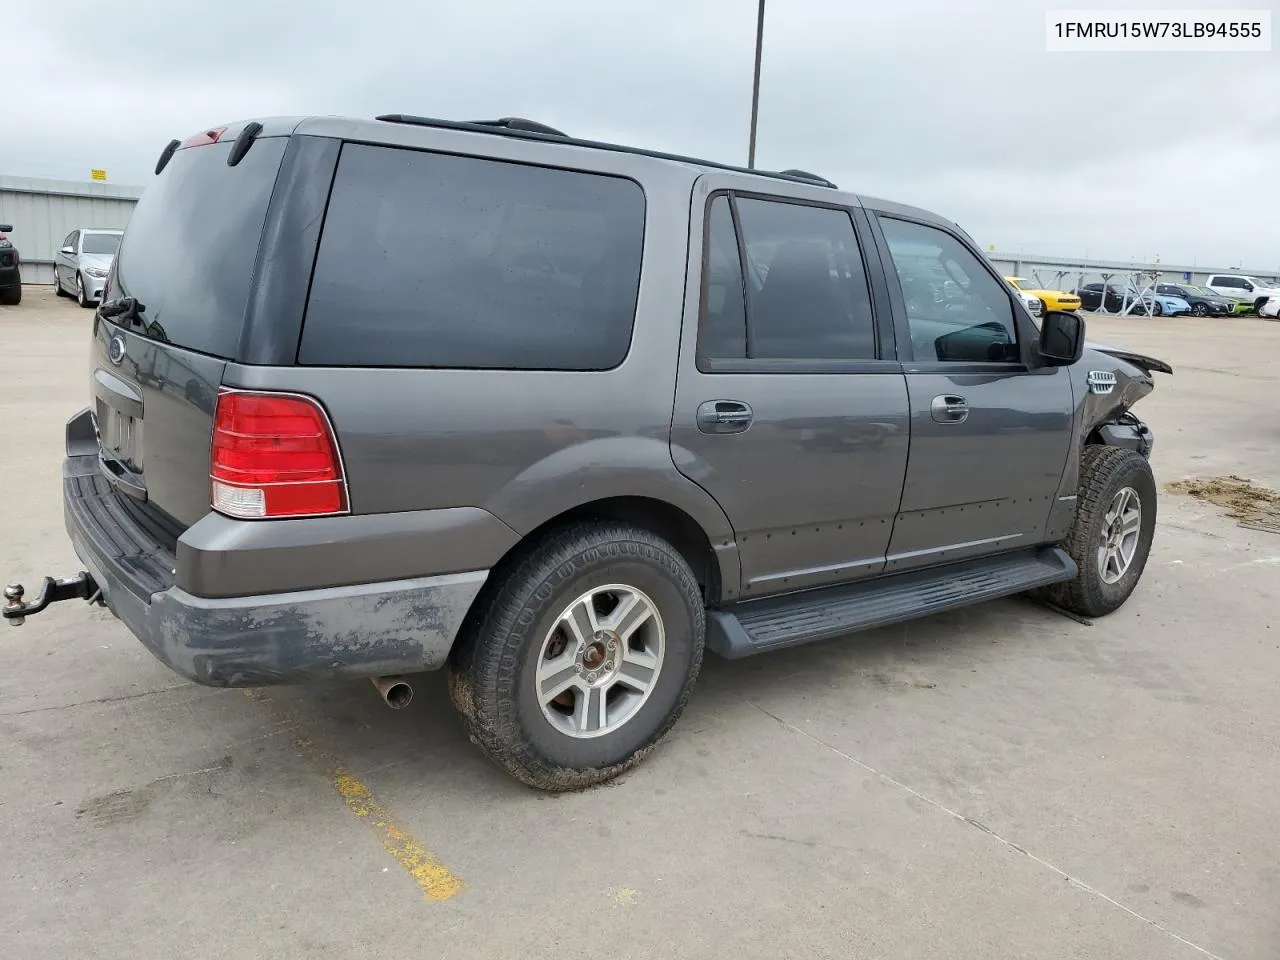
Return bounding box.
[53,228,123,308]
[1204,274,1280,312]
[1260,296,1280,319]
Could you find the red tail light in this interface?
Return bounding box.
[210,390,348,519]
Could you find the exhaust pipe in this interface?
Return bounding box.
[371,675,414,709]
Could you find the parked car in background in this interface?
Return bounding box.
[1004,278,1043,316]
[53,228,123,308]
[1204,274,1280,312]
[1004,276,1082,313]
[1260,295,1280,319]
[1153,283,1234,317]
[1076,283,1150,314]
[1217,293,1256,315]
[1127,287,1190,317]
[1076,283,1188,316]
[0,224,21,305]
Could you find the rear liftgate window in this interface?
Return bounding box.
[109,137,287,358]
[300,144,647,370]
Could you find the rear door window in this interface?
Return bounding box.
[736,197,877,360]
[299,144,646,370]
[697,193,879,362]
[110,137,288,358]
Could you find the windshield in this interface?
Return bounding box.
[81,233,121,256]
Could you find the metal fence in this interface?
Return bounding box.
[0,176,143,285]
[987,253,1280,291]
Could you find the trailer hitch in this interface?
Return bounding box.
[3,573,99,626]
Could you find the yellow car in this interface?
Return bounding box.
[1005,277,1082,313]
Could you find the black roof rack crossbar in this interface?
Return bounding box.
[469,117,569,138]
[374,113,837,189]
[778,168,838,189]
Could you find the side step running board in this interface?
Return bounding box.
[706,547,1077,659]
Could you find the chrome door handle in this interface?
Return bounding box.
[697,400,753,434]
[930,395,969,423]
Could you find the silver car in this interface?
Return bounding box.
[53,228,123,307]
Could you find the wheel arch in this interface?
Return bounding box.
[452,494,734,679]
[482,437,741,604]
[480,494,733,608]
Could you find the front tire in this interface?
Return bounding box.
[76,273,92,309]
[1150,301,1163,317]
[448,522,706,791]
[1045,445,1157,618]
[1192,302,1208,317]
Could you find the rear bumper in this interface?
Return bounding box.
[62,447,489,687]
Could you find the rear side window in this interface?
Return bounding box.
[111,137,287,358]
[299,144,646,370]
[698,192,878,363]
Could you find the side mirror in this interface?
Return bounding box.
[1038,310,1084,365]
[61,245,74,254]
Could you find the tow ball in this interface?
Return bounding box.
[3,573,99,626]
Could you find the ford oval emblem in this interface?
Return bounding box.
[108,334,127,366]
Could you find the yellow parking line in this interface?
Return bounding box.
[241,689,463,901]
[333,769,464,901]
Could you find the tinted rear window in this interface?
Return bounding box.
[299,144,645,370]
[110,137,286,358]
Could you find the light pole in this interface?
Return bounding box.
[747,0,766,168]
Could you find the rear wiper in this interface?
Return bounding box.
[98,297,170,344]
[98,297,144,327]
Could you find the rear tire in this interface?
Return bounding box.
[53,271,67,297]
[448,522,706,791]
[1044,445,1157,618]
[0,285,19,306]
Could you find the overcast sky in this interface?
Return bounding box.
[5,0,1278,267]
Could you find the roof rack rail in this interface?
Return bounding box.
[469,117,569,138]
[777,168,838,189]
[373,113,838,189]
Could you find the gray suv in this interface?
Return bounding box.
[5,114,1171,791]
